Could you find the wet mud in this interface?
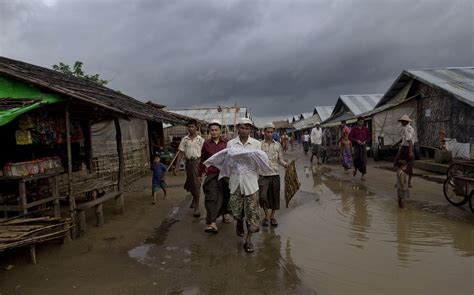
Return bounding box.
[129,161,474,294]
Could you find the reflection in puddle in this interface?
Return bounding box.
[279,163,474,294]
[128,163,474,294]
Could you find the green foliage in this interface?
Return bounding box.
[52,61,108,86]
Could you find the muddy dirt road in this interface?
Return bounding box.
[1,149,473,294]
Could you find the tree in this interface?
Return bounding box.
[52,61,108,86]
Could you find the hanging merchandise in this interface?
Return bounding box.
[15,129,33,145]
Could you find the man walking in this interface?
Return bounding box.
[199,119,231,233]
[302,131,310,155]
[394,114,415,187]
[348,117,371,181]
[227,118,262,253]
[310,123,323,164]
[259,123,288,228]
[174,119,205,217]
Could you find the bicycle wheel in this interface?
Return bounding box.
[469,191,474,213]
[443,176,469,206]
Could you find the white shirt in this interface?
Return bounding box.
[226,137,262,195]
[303,134,310,142]
[311,127,323,145]
[401,124,415,146]
[178,135,204,159]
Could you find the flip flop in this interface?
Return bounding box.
[243,242,254,253]
[204,225,218,233]
[270,218,278,227]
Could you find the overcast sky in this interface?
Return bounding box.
[0,0,473,122]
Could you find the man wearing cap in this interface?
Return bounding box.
[227,117,261,253]
[174,119,205,217]
[394,114,415,187]
[310,122,323,164]
[259,123,288,228]
[348,117,371,181]
[199,119,230,233]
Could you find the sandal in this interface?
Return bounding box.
[236,220,244,237]
[204,224,218,233]
[222,214,232,224]
[243,242,254,253]
[261,218,269,227]
[270,218,278,227]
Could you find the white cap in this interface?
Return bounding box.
[237,117,253,126]
[208,119,222,126]
[263,123,275,130]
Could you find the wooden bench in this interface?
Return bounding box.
[75,191,123,236]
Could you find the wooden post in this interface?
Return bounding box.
[86,120,93,172]
[114,118,124,214]
[66,104,77,238]
[52,174,60,218]
[19,180,27,215]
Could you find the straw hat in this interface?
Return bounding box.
[398,114,413,122]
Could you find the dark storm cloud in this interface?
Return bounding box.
[0,0,472,118]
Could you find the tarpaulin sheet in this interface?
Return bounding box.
[445,138,471,159]
[373,100,418,146]
[0,97,64,126]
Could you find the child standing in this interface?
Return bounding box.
[151,154,167,204]
[396,160,410,208]
[340,133,353,174]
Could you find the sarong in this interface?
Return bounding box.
[312,144,321,157]
[228,190,260,233]
[203,173,229,224]
[341,149,353,169]
[303,141,309,152]
[258,175,280,210]
[394,146,413,176]
[184,158,200,196]
[353,144,367,174]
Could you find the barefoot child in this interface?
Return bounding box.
[340,133,353,173]
[151,154,167,204]
[396,160,409,208]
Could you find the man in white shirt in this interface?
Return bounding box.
[394,114,416,187]
[302,131,310,155]
[310,123,323,164]
[227,117,261,253]
[174,119,205,217]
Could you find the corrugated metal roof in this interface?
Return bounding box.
[301,112,313,119]
[314,106,334,122]
[339,94,383,115]
[169,107,251,126]
[322,112,355,126]
[377,67,474,107]
[292,114,321,131]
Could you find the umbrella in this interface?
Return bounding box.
[284,160,300,208]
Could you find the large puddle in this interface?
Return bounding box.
[129,164,474,294]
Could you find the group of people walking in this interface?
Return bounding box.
[148,114,417,255]
[154,118,287,253]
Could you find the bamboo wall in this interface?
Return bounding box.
[414,82,474,148]
[91,138,149,185]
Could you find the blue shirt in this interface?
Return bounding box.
[272,132,279,141]
[151,163,167,185]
